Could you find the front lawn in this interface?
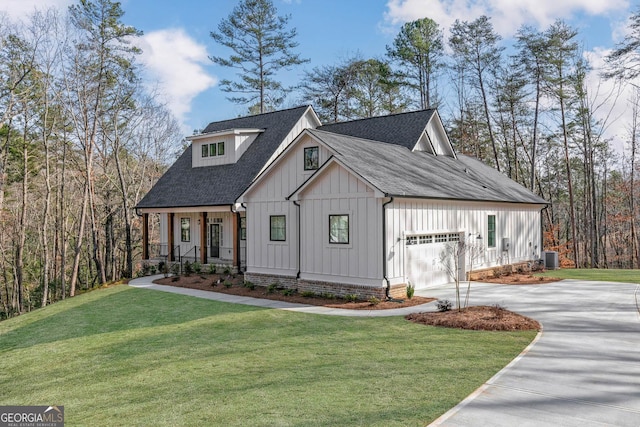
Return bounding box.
[0,286,535,426]
[537,268,640,283]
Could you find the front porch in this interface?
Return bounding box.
[140,206,246,272]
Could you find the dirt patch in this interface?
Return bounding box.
[479,273,560,285]
[153,274,435,310]
[406,305,540,331]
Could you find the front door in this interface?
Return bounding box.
[209,224,220,258]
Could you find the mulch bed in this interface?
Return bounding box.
[478,274,560,285]
[153,273,435,310]
[406,306,541,331]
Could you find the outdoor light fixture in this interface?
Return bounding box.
[468,232,482,240]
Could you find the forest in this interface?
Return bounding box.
[1,0,640,318]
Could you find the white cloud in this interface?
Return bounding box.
[137,28,217,124]
[384,0,629,37]
[0,0,72,19]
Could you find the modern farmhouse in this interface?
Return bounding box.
[137,106,547,298]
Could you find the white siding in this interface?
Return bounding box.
[298,162,383,286]
[244,133,330,275]
[259,109,321,175]
[192,134,236,168]
[386,199,542,288]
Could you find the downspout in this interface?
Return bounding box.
[293,201,301,279]
[382,196,394,299]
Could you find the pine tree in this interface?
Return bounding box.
[210,0,308,114]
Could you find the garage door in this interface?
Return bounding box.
[406,232,463,289]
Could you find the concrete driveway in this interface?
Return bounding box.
[422,280,640,427]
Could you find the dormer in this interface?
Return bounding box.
[187,128,265,168]
[412,110,456,158]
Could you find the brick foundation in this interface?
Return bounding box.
[468,261,539,281]
[244,272,409,300]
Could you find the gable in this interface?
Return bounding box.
[239,132,334,203]
[295,161,376,200]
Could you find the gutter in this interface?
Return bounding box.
[382,195,394,299]
[293,201,301,279]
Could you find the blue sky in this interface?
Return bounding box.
[2,0,638,144]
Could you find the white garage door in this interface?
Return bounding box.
[406,232,463,289]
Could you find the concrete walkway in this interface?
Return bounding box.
[129,276,640,426]
[128,275,436,317]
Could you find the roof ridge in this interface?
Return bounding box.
[319,108,435,127]
[309,128,411,150]
[204,105,311,127]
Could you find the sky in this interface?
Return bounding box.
[2,0,639,149]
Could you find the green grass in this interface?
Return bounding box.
[0,286,536,427]
[537,268,640,283]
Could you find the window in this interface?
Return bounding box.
[419,235,432,244]
[217,141,225,156]
[304,146,319,170]
[201,144,209,157]
[270,215,286,241]
[488,215,496,248]
[209,143,216,157]
[406,236,418,246]
[240,217,246,240]
[435,234,448,243]
[448,233,460,242]
[329,214,349,244]
[181,218,190,242]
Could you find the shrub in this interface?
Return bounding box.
[208,264,217,274]
[436,299,452,312]
[141,261,151,276]
[244,281,255,290]
[160,262,170,278]
[223,267,231,275]
[368,296,381,306]
[193,262,202,274]
[171,263,180,276]
[301,291,316,298]
[343,294,358,302]
[267,283,279,293]
[321,292,337,300]
[183,261,193,276]
[282,288,296,296]
[223,280,233,288]
[149,265,157,275]
[406,283,415,299]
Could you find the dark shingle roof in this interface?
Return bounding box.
[306,129,547,204]
[317,109,436,150]
[136,106,311,209]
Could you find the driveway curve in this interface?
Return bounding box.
[425,280,640,427]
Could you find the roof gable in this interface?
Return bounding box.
[290,129,546,205]
[136,105,318,210]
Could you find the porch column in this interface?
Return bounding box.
[200,212,207,264]
[168,213,174,261]
[232,213,239,268]
[142,213,149,260]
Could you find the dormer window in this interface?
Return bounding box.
[202,142,226,158]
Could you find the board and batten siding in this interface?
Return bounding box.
[298,162,383,286]
[258,109,321,176]
[385,198,543,288]
[244,133,331,275]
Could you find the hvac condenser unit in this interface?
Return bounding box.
[543,251,559,270]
